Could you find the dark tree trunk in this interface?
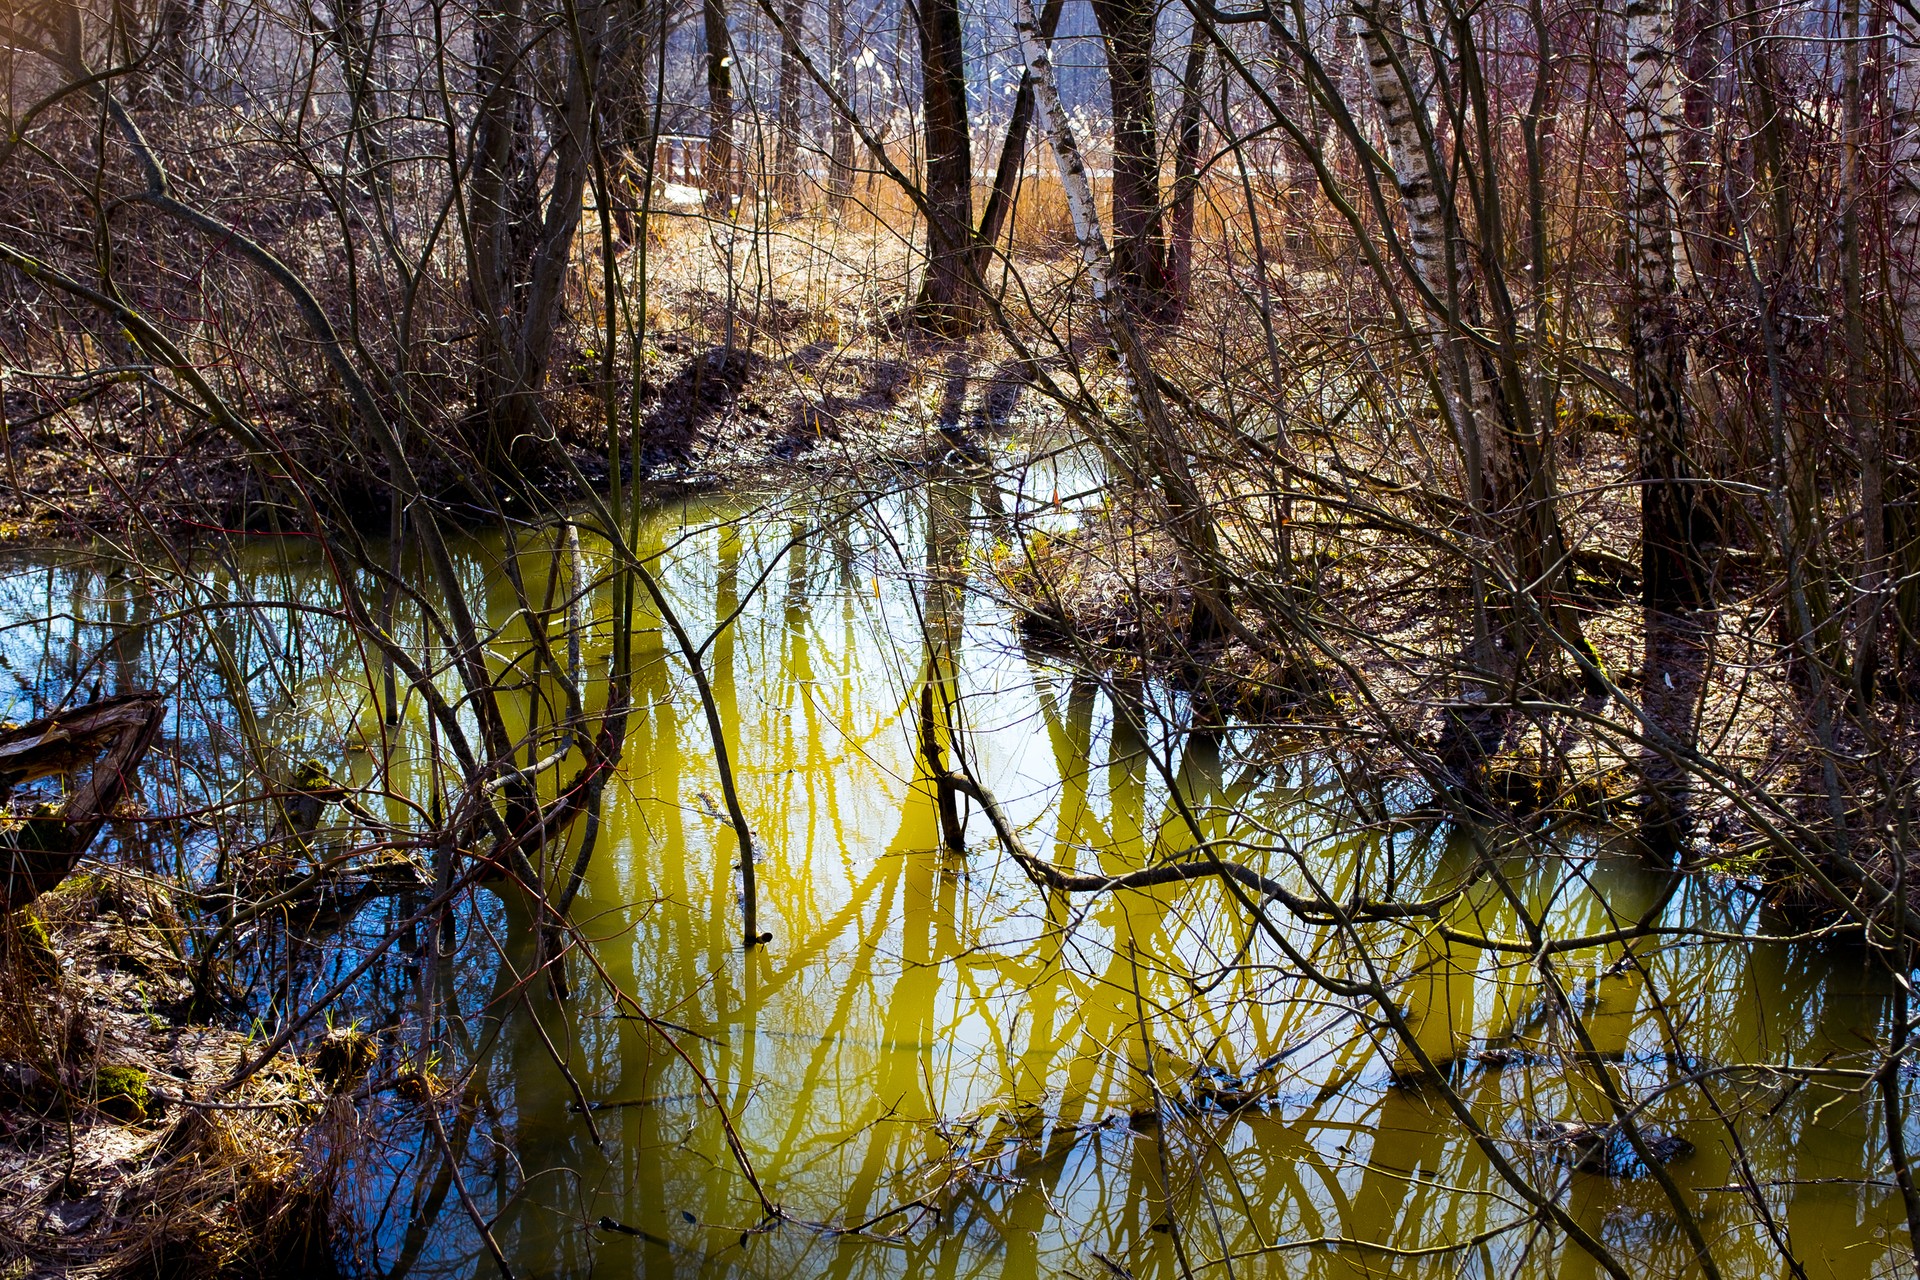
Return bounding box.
[1842,0,1883,701]
[913,0,976,332]
[1090,0,1170,310]
[827,0,854,208]
[703,0,736,214]
[149,0,197,101]
[466,0,604,483]
[318,0,393,204]
[1890,0,1920,676]
[1167,26,1207,298]
[597,0,661,175]
[1625,0,1710,610]
[775,0,805,202]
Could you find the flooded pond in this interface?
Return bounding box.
[1,464,1910,1278]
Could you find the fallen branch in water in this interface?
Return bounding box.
[1,693,165,911]
[931,765,1450,925]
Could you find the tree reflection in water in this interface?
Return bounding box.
[0,474,1908,1279]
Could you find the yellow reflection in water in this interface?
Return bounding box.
[229,483,1912,1280]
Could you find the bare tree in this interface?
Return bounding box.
[826,0,854,206]
[1894,0,1920,376]
[775,0,805,200]
[1625,0,1709,609]
[465,0,610,482]
[705,0,738,213]
[1090,0,1172,308]
[913,0,976,330]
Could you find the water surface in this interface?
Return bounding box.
[0,469,1908,1279]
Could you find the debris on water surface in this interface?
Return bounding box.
[1531,1119,1695,1177]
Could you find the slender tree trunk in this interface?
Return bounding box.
[1351,0,1522,655]
[149,0,198,101]
[1350,0,1605,777]
[826,0,854,208]
[1089,0,1171,310]
[1320,12,1358,176]
[971,0,1063,274]
[1625,0,1710,609]
[1625,0,1715,842]
[913,0,977,332]
[1167,25,1208,299]
[775,0,804,202]
[1264,0,1315,249]
[466,0,605,482]
[1736,0,1839,673]
[596,0,662,240]
[1735,0,1794,268]
[1893,0,1920,365]
[466,0,541,476]
[319,0,394,208]
[1891,0,1920,671]
[1677,0,1718,280]
[1352,0,1513,518]
[1014,0,1233,642]
[704,0,737,214]
[1845,0,1886,701]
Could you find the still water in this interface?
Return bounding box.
[0,468,1910,1278]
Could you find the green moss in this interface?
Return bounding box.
[293,759,341,795]
[93,1065,150,1121]
[4,909,57,978]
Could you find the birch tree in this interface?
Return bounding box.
[1350,0,1514,523]
[1343,0,1605,749]
[1624,0,1710,608]
[1349,0,1516,675]
[1014,0,1233,640]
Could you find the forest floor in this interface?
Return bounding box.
[0,866,345,1278]
[0,206,1070,545]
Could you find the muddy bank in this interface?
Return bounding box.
[0,246,1048,549]
[0,337,979,546]
[990,477,1868,909]
[0,868,342,1278]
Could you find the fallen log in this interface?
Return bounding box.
[1,693,165,910]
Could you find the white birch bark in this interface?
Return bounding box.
[1350,0,1513,515]
[1013,0,1180,448]
[1013,0,1231,636]
[1014,0,1132,361]
[1623,0,1687,308]
[1352,1,1449,298]
[1624,0,1707,607]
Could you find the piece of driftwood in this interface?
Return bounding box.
[1,693,164,910]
